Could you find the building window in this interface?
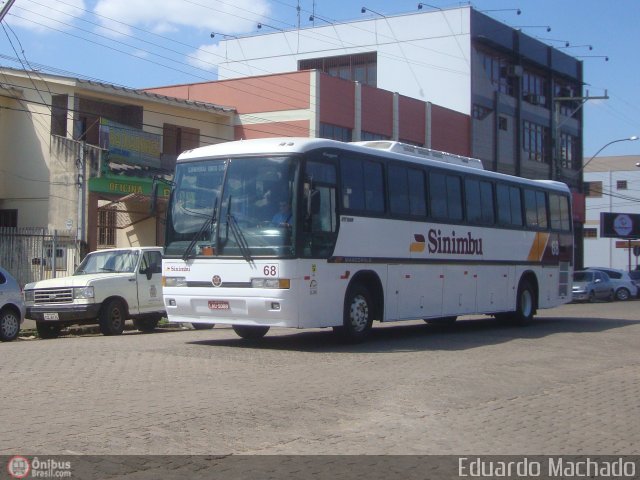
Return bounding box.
[51,94,68,137]
[472,104,492,120]
[163,124,200,156]
[97,207,117,248]
[319,123,352,142]
[498,116,508,131]
[0,209,17,227]
[361,131,389,141]
[522,70,548,107]
[478,50,514,96]
[584,228,598,239]
[617,180,628,190]
[523,120,548,163]
[299,52,377,87]
[559,132,578,169]
[583,181,603,198]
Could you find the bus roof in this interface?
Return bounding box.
[177,137,570,193]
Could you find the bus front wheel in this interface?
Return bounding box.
[335,283,373,342]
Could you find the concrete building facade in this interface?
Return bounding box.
[210,6,583,189]
[583,155,640,271]
[146,70,471,156]
[0,68,235,253]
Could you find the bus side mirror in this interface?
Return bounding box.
[150,179,159,215]
[307,189,320,216]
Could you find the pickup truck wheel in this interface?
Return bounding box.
[99,299,126,336]
[192,323,214,330]
[133,317,159,333]
[36,322,61,339]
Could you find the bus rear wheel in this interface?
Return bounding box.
[232,325,270,339]
[335,283,373,343]
[497,279,536,325]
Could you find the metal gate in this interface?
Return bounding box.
[0,228,81,287]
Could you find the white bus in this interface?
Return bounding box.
[161,138,573,342]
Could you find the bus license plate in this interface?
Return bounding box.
[43,312,59,320]
[208,300,230,310]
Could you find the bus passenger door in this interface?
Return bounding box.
[297,159,341,328]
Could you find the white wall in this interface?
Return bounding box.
[218,8,472,114]
[583,166,640,270]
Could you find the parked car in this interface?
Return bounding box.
[627,270,640,297]
[585,267,638,301]
[572,270,615,303]
[24,247,165,339]
[0,266,26,341]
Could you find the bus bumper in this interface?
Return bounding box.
[162,289,299,328]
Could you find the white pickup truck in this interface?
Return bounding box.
[24,247,165,339]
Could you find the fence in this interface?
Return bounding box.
[0,228,81,287]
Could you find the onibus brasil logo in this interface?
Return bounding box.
[7,456,72,478]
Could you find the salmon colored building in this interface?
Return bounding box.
[146,70,471,157]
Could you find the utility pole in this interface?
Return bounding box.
[0,0,16,22]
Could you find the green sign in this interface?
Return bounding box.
[99,118,161,168]
[89,176,170,197]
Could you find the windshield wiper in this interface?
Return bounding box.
[182,199,218,261]
[226,196,253,264]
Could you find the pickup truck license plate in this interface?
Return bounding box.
[208,300,230,310]
[43,312,59,320]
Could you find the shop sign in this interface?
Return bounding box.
[99,118,161,168]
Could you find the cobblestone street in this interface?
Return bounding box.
[1,301,639,456]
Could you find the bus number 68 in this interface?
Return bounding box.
[263,265,279,277]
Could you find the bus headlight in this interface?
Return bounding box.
[163,276,187,287]
[74,286,95,299]
[251,278,290,289]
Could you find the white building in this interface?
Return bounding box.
[215,5,584,190]
[583,155,640,270]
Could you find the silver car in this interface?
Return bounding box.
[572,270,615,303]
[0,266,26,341]
[586,267,638,301]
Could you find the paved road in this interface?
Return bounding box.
[1,301,639,457]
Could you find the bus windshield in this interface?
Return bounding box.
[165,155,298,259]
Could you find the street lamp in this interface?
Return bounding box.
[581,136,639,172]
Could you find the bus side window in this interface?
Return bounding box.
[497,184,523,227]
[430,172,462,221]
[389,164,426,217]
[549,193,571,231]
[340,155,384,214]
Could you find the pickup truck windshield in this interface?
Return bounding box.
[75,250,140,275]
[165,156,297,258]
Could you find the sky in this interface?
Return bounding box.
[1,0,638,158]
